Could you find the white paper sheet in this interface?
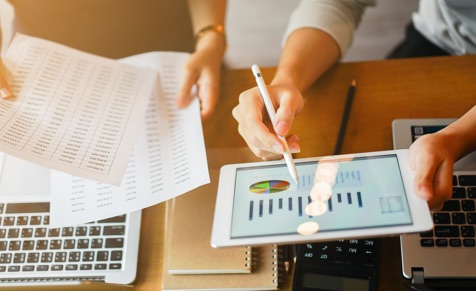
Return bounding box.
[49,52,210,227]
[0,34,154,185]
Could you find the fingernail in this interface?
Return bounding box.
[0,87,11,99]
[289,144,301,153]
[272,144,283,154]
[275,121,289,135]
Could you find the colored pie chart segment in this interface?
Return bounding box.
[249,180,290,194]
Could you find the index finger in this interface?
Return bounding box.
[0,73,12,99]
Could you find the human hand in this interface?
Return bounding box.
[175,34,224,120]
[232,83,303,160]
[408,133,455,210]
[0,61,12,99]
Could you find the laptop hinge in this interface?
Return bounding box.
[412,268,425,284]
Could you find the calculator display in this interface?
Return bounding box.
[230,154,412,238]
[302,273,369,290]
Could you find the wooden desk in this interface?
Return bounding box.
[133,55,476,290]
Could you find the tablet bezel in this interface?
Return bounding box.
[211,149,433,248]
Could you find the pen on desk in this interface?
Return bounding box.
[333,79,356,155]
[251,64,299,184]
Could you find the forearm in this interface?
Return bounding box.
[441,105,476,160]
[187,0,227,53]
[271,28,340,92]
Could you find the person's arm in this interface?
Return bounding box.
[408,105,476,210]
[176,0,227,120]
[232,0,373,159]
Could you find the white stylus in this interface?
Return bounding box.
[251,64,299,185]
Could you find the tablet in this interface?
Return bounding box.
[211,149,433,248]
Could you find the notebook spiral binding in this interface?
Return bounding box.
[245,246,258,270]
[272,244,286,287]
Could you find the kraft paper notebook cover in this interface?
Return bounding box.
[165,169,253,274]
[162,169,281,290]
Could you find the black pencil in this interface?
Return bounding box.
[334,79,356,155]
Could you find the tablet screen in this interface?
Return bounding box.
[231,154,413,238]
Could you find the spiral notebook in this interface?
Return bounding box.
[165,170,252,274]
[162,170,281,290]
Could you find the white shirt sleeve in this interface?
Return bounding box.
[283,0,376,57]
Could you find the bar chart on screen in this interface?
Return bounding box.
[246,170,365,221]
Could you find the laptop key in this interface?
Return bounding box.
[22,265,35,272]
[106,238,124,248]
[66,264,78,271]
[52,264,64,271]
[98,215,126,223]
[8,266,20,272]
[0,253,11,263]
[104,225,125,235]
[434,225,460,237]
[36,265,49,271]
[459,175,476,186]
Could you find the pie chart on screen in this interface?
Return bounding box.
[249,180,290,194]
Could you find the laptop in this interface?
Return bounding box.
[392,118,476,284]
[0,153,141,287]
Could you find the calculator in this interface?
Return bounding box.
[292,238,379,291]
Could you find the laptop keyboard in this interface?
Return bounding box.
[419,174,476,248]
[0,202,127,276]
